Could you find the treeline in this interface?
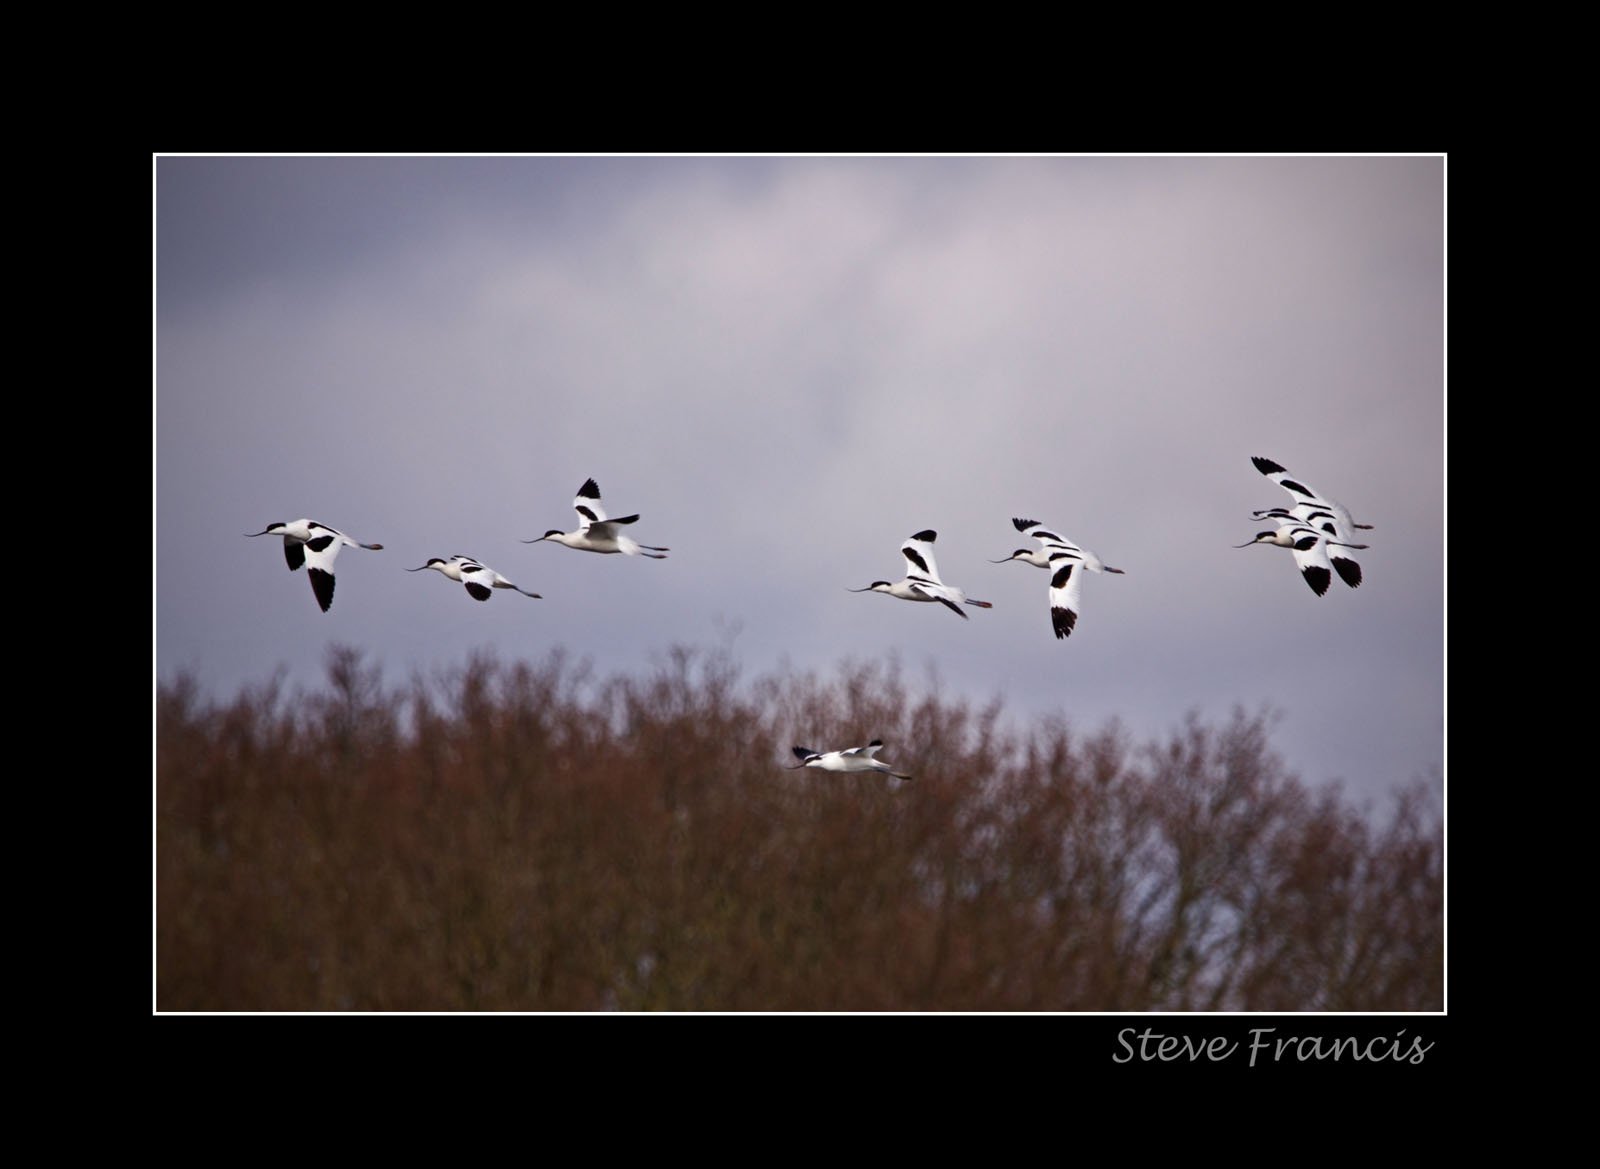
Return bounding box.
[156,646,1442,1011]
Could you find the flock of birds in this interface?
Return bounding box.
[246,478,664,612]
[247,459,1373,782]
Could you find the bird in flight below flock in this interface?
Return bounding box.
[786,740,914,781]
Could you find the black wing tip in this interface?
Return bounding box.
[1252,456,1285,475]
[610,513,641,525]
[1051,606,1077,639]
[869,738,884,748]
[910,529,938,543]
[1302,566,1332,596]
[577,478,601,498]
[1012,517,1040,532]
[939,597,969,618]
[792,746,815,761]
[466,582,493,601]
[1333,559,1363,589]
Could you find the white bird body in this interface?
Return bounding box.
[994,518,1124,640]
[246,519,383,612]
[408,555,542,601]
[786,739,913,781]
[525,478,668,558]
[849,529,992,619]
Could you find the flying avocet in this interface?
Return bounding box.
[785,740,914,781]
[992,518,1124,640]
[1250,456,1372,538]
[246,519,383,613]
[523,478,669,558]
[1235,521,1369,596]
[407,555,543,602]
[1251,507,1367,589]
[849,529,992,619]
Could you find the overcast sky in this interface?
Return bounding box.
[155,155,1444,809]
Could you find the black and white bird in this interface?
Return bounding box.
[407,555,542,602]
[993,518,1124,640]
[849,529,993,619]
[246,519,383,613]
[786,740,913,781]
[1234,521,1369,596]
[524,478,669,558]
[1251,457,1372,537]
[1247,456,1372,591]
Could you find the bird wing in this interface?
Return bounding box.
[1033,528,1076,555]
[1015,517,1077,556]
[1325,543,1363,589]
[901,530,943,583]
[1252,456,1326,507]
[1283,524,1334,596]
[573,478,608,529]
[1252,457,1360,533]
[1048,553,1086,639]
[302,531,347,612]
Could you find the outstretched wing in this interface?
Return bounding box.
[1326,543,1363,589]
[302,531,346,613]
[1282,524,1334,596]
[1252,456,1326,508]
[1048,554,1086,639]
[901,529,943,583]
[1015,517,1075,555]
[574,478,609,529]
[459,561,495,601]
[1251,457,1364,535]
